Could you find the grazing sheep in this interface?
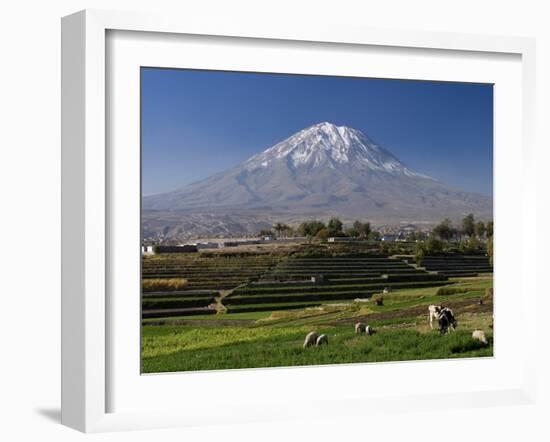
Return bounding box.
[303,331,318,348]
[428,305,442,329]
[316,334,329,346]
[375,296,384,306]
[355,322,366,334]
[365,325,375,336]
[383,287,392,294]
[472,330,488,345]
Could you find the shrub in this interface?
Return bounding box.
[142,278,188,292]
[459,236,484,253]
[315,228,330,240]
[414,246,425,266]
[436,286,470,296]
[425,237,444,254]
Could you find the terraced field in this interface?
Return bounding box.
[141,276,494,373]
[418,255,493,277]
[141,254,282,318]
[141,252,493,320]
[222,256,450,313]
[142,254,456,319]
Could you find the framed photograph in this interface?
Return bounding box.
[61,9,537,433]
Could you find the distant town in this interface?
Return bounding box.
[142,216,492,255]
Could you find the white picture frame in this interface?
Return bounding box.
[61,9,537,433]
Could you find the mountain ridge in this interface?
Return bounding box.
[142,122,492,239]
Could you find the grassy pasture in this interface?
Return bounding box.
[141,249,493,372]
[141,276,493,373]
[142,325,493,373]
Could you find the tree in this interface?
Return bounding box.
[425,237,444,254]
[486,221,494,238]
[298,220,326,237]
[259,229,273,237]
[345,227,360,238]
[487,236,494,266]
[462,213,475,237]
[405,232,417,242]
[281,224,293,238]
[433,218,454,241]
[459,236,481,253]
[327,217,344,236]
[414,243,425,266]
[352,220,371,238]
[475,221,486,238]
[273,223,284,237]
[368,231,381,241]
[315,228,330,240]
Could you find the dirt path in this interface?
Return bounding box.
[330,298,493,325]
[213,283,248,313]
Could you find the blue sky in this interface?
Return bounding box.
[141,68,493,196]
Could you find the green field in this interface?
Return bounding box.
[142,326,492,373]
[141,255,494,373]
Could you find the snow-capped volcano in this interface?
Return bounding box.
[245,122,429,179]
[142,122,492,238]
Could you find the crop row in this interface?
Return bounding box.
[142,290,218,298]
[233,274,447,296]
[142,296,216,310]
[272,267,421,274]
[275,264,419,270]
[142,270,270,278]
[224,280,452,305]
[225,301,324,313]
[141,307,216,319]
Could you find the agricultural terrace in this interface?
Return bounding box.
[141,243,493,372]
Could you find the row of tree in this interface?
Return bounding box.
[414,215,494,265]
[433,214,493,241]
[260,218,376,240]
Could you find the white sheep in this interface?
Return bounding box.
[316,334,329,346]
[303,331,319,348]
[355,322,366,334]
[472,330,488,345]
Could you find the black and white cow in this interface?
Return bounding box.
[428,305,442,329]
[437,307,457,334]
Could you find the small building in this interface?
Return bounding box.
[152,245,198,254]
[380,234,398,242]
[328,237,355,242]
[141,245,154,255]
[195,242,219,250]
